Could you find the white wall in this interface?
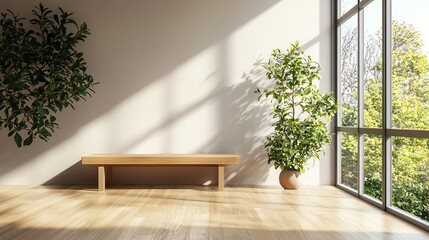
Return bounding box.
[0,0,333,186]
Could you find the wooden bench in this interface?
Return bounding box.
[81,154,239,191]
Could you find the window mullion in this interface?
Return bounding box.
[332,0,339,186]
[357,6,365,196]
[382,0,392,210]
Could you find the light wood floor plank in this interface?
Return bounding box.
[0,185,427,240]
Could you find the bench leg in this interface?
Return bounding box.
[218,165,224,191]
[98,166,106,191]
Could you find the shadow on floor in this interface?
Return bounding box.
[0,224,426,240]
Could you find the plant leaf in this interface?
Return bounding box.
[14,133,23,147]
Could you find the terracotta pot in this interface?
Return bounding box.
[279,169,303,189]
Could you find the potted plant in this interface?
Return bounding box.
[0,4,97,147]
[257,42,337,189]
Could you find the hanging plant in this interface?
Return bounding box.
[0,4,97,147]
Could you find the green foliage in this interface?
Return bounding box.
[0,4,97,147]
[364,176,428,221]
[340,21,429,221]
[364,176,382,200]
[340,133,358,190]
[392,181,429,220]
[258,42,337,172]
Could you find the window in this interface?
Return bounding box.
[392,137,429,221]
[391,0,429,130]
[339,0,358,17]
[339,132,359,190]
[363,1,382,128]
[339,15,358,127]
[363,134,382,200]
[335,0,429,230]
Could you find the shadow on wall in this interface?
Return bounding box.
[196,59,272,186]
[46,60,273,186]
[0,0,280,184]
[112,60,273,186]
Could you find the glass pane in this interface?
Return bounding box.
[340,132,358,190]
[363,134,382,201]
[363,0,383,128]
[392,137,429,223]
[392,0,429,130]
[339,15,358,127]
[340,0,357,17]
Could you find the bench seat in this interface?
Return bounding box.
[81,154,239,191]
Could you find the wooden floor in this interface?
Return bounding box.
[0,185,427,240]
